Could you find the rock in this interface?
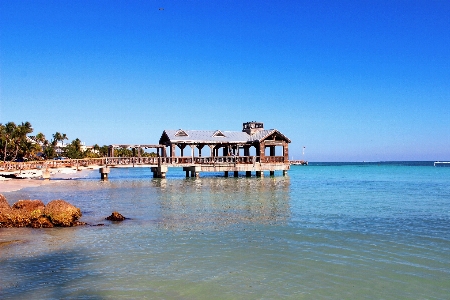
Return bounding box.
[106,211,125,221]
[0,195,83,228]
[44,200,82,227]
[0,194,12,226]
[12,199,45,211]
[0,194,11,211]
[30,216,54,228]
[10,199,46,227]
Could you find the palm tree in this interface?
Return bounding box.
[51,132,68,158]
[0,124,5,160]
[65,138,83,159]
[21,139,41,161]
[34,132,46,145]
[11,122,33,161]
[2,122,17,162]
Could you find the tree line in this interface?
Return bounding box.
[0,121,155,162]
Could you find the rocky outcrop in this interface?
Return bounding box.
[106,211,126,221]
[0,194,11,225]
[0,194,10,211]
[44,199,83,227]
[0,195,84,228]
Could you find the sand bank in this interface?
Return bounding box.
[0,167,96,193]
[0,178,54,193]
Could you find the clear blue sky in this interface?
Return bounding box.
[1,0,449,161]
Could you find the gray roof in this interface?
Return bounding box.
[161,129,290,144]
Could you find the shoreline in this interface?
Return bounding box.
[0,167,96,193]
[0,178,53,193]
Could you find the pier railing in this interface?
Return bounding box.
[1,155,287,172]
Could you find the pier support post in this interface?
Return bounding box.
[256,171,263,177]
[42,169,51,180]
[151,166,168,178]
[246,171,251,177]
[283,170,287,176]
[269,171,275,176]
[99,167,110,180]
[234,171,239,177]
[183,166,201,179]
[224,171,229,177]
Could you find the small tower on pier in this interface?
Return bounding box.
[242,121,264,135]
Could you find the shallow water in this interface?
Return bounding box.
[1,163,449,299]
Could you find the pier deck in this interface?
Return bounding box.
[0,156,289,179]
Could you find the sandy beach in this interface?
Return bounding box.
[0,167,97,193]
[0,178,53,193]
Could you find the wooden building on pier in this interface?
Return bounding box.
[158,121,291,177]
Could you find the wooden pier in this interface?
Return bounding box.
[0,122,292,180]
[0,155,289,180]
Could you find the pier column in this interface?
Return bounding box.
[246,171,251,177]
[269,171,275,176]
[183,166,201,178]
[224,171,229,177]
[234,171,239,177]
[244,146,250,157]
[42,169,51,180]
[99,167,110,180]
[270,146,275,157]
[256,171,264,177]
[283,170,288,176]
[180,145,185,157]
[151,166,168,178]
[108,146,114,157]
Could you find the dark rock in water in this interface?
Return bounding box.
[106,211,125,221]
[44,200,82,227]
[0,194,83,228]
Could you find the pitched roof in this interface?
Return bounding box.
[160,129,290,144]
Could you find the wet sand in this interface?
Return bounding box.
[0,178,52,193]
[0,167,97,193]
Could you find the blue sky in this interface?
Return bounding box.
[1,0,449,161]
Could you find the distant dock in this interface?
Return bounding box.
[434,161,450,167]
[290,160,308,166]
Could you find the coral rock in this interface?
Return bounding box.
[44,200,82,227]
[106,211,126,221]
[0,194,12,226]
[0,195,83,228]
[30,216,54,228]
[0,194,11,211]
[12,199,45,211]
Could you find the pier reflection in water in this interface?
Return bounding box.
[152,176,291,230]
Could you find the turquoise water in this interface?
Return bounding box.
[1,162,449,299]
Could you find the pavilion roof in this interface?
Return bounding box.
[159,129,290,144]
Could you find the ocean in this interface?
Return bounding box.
[1,162,449,299]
